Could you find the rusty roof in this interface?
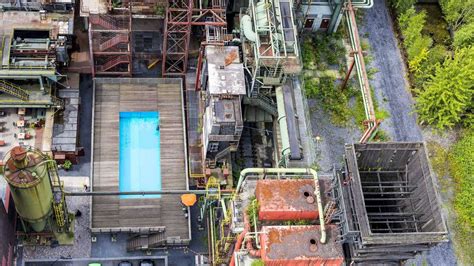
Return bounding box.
[261,225,344,262]
[256,179,329,214]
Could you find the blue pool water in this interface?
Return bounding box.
[119,111,161,199]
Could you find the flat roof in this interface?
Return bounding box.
[206,46,246,95]
[260,225,344,264]
[256,179,320,221]
[0,11,73,37]
[91,78,189,241]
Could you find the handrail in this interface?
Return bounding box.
[234,168,326,244]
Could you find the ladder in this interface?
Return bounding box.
[243,94,278,117]
[324,200,337,224]
[0,79,29,101]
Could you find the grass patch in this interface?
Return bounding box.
[251,259,265,266]
[448,129,474,264]
[246,198,259,228]
[305,76,357,125]
[303,33,346,71]
[352,86,390,129]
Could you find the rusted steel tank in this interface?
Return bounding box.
[2,146,53,232]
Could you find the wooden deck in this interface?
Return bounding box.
[91,78,189,240]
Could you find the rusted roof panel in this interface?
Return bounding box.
[256,179,325,221]
[260,225,344,266]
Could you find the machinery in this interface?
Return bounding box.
[2,146,74,245]
[0,28,71,108]
[240,0,301,95]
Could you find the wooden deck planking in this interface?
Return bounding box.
[92,79,188,239]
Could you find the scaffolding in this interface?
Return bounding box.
[240,0,301,95]
[161,0,227,76]
[89,11,132,76]
[334,143,448,263]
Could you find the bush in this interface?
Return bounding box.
[390,0,416,14]
[247,198,259,227]
[302,39,317,70]
[439,0,474,31]
[453,22,474,48]
[416,46,474,129]
[399,8,427,47]
[62,160,72,171]
[449,130,474,264]
[251,259,265,266]
[399,9,434,80]
[305,76,354,125]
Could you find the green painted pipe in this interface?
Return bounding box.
[241,15,257,42]
[234,168,326,244]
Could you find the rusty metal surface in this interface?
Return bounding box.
[256,179,329,221]
[260,225,344,265]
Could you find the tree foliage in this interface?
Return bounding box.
[305,76,354,125]
[416,46,474,129]
[390,0,416,14]
[439,0,474,31]
[398,8,434,86]
[453,22,474,48]
[449,129,474,264]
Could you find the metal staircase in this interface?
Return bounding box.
[126,231,166,251]
[0,80,29,101]
[243,94,278,117]
[99,35,128,51]
[96,55,129,72]
[89,15,119,30]
[324,200,337,224]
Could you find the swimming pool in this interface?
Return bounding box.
[119,111,161,199]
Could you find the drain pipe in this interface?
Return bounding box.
[234,168,326,244]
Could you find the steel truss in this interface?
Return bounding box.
[161,0,227,76]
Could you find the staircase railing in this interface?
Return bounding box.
[0,79,30,101]
[96,55,129,72]
[99,34,128,51]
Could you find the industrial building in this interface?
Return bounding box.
[0,0,452,265]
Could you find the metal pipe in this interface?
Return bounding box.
[276,86,290,165]
[66,190,208,196]
[351,0,373,8]
[234,168,326,244]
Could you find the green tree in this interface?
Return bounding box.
[390,0,416,14]
[453,22,474,48]
[416,46,474,129]
[439,0,474,31]
[449,129,474,264]
[399,9,427,47]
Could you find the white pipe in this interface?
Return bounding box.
[235,168,326,243]
[351,0,373,8]
[241,15,257,42]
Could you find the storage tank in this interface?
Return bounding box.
[2,146,53,232]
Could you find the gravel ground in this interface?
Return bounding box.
[359,1,457,265]
[359,0,423,142]
[308,0,458,264]
[308,101,361,174]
